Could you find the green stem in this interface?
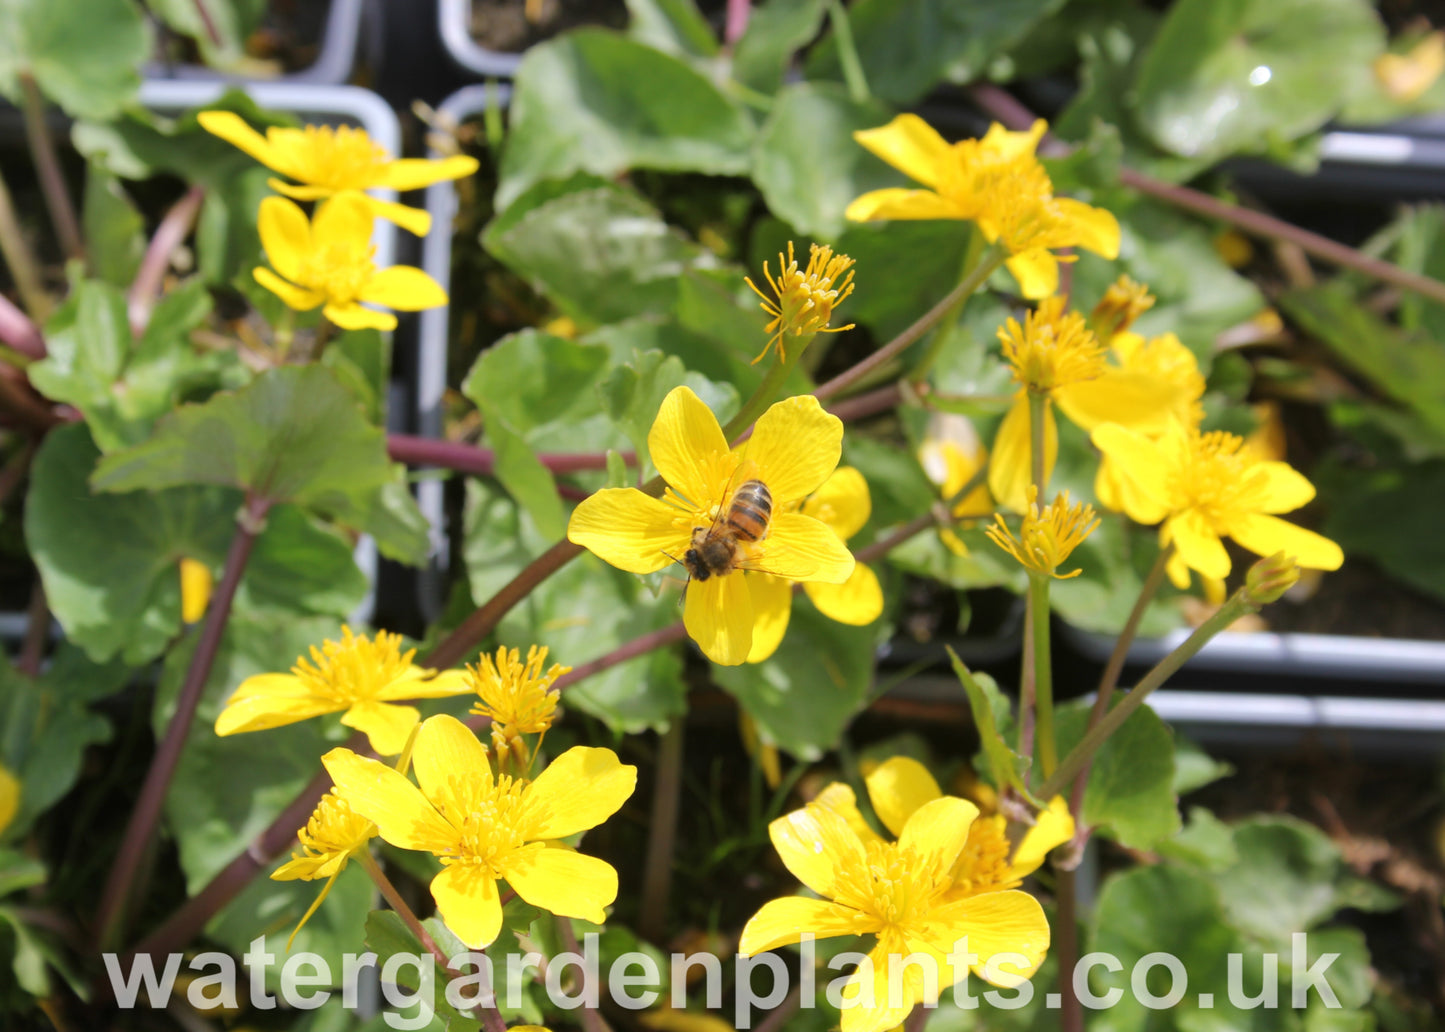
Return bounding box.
[1038,587,1255,800]
[19,73,82,262]
[274,307,296,360]
[0,165,49,321]
[909,229,985,386]
[824,0,870,104]
[722,336,810,439]
[1029,572,1056,778]
[1028,391,1048,497]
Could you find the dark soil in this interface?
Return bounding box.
[1268,559,1445,641]
[469,0,629,53]
[150,0,334,75]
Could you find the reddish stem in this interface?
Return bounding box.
[725,0,751,45]
[0,294,45,360]
[387,434,635,476]
[128,187,204,337]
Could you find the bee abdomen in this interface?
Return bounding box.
[726,480,772,542]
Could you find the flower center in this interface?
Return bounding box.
[1172,429,1269,527]
[296,125,390,190]
[469,645,568,746]
[948,815,1017,896]
[296,240,376,306]
[435,771,542,875]
[295,790,374,861]
[834,840,953,937]
[998,298,1106,393]
[292,627,418,705]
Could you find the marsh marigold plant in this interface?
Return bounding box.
[845,115,1120,299]
[213,626,469,756]
[744,241,856,364]
[987,485,1100,580]
[567,387,856,665]
[324,714,635,949]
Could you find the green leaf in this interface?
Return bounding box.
[464,481,687,733]
[156,611,350,889]
[29,424,368,664]
[597,349,738,474]
[1055,698,1180,849]
[806,0,1064,105]
[363,911,484,1031]
[947,648,1033,799]
[1133,0,1383,164]
[625,0,720,59]
[0,0,149,120]
[30,279,224,452]
[732,0,827,95]
[485,184,725,327]
[0,659,111,840]
[91,364,403,521]
[751,83,896,240]
[146,0,267,72]
[498,30,755,209]
[1051,514,1186,638]
[1173,734,1234,794]
[834,220,971,342]
[82,167,145,287]
[1157,806,1239,872]
[0,851,46,897]
[1316,458,1445,604]
[714,601,881,760]
[1281,282,1445,443]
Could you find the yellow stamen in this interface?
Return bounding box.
[986,485,1099,579]
[998,297,1106,394]
[744,241,856,364]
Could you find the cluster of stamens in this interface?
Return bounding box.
[998,297,1106,393]
[296,125,390,188]
[297,241,377,305]
[987,485,1100,579]
[745,242,856,364]
[293,790,374,864]
[948,816,1017,897]
[292,626,417,703]
[469,645,568,753]
[436,772,536,875]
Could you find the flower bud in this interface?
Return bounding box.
[1244,551,1300,608]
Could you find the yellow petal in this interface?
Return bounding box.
[744,573,793,664]
[979,119,1047,162]
[1251,462,1317,514]
[1225,513,1344,571]
[1008,796,1074,879]
[744,395,844,506]
[525,746,637,840]
[839,943,915,1032]
[865,757,943,838]
[320,747,455,853]
[1163,510,1231,581]
[898,796,979,879]
[503,846,617,924]
[378,667,471,701]
[749,512,855,583]
[568,488,690,575]
[214,673,338,735]
[928,890,1050,986]
[362,266,448,311]
[339,700,421,757]
[179,557,212,624]
[411,714,491,803]
[1055,370,1176,435]
[312,192,375,249]
[1090,424,1171,524]
[269,179,332,201]
[323,302,397,332]
[1051,198,1121,259]
[845,188,964,222]
[1165,541,1193,591]
[1003,249,1059,300]
[739,896,859,955]
[988,395,1056,514]
[804,561,882,626]
[254,267,324,312]
[650,386,730,511]
[361,196,432,236]
[431,864,503,949]
[768,802,864,897]
[684,571,754,665]
[374,155,481,190]
[198,111,291,175]
[257,196,312,282]
[803,467,871,541]
[812,782,885,846]
[0,765,19,837]
[852,114,955,189]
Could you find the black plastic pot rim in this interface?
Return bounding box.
[143,0,364,86]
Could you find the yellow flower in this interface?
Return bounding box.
[747,467,884,663]
[816,757,1074,904]
[214,626,469,756]
[919,417,995,557]
[986,486,1099,579]
[845,115,1120,299]
[567,387,856,666]
[739,788,1050,1032]
[198,111,478,236]
[1090,275,1154,341]
[1375,31,1445,103]
[271,789,376,949]
[255,193,448,332]
[0,764,19,837]
[323,714,636,949]
[1092,420,1344,593]
[989,297,1186,512]
[744,242,856,364]
[468,645,568,755]
[179,557,213,624]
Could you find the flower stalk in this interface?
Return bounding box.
[0,165,49,321]
[19,73,82,262]
[1028,572,1056,778]
[128,186,205,336]
[96,494,272,949]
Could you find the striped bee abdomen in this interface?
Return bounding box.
[725,480,772,542]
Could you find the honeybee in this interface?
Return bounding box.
[683,478,773,582]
